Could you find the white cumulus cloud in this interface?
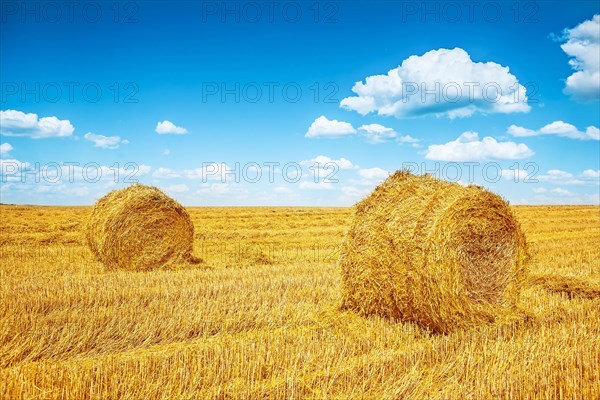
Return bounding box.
[340,48,530,119]
[0,109,74,138]
[425,131,534,161]
[156,120,188,135]
[84,132,128,149]
[559,15,600,101]
[507,121,599,140]
[305,115,356,138]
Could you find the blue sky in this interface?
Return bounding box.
[1,1,599,205]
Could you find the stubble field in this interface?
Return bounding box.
[1,205,599,399]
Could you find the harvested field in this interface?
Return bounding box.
[1,205,599,399]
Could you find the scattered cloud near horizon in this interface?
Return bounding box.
[425,131,534,161]
[508,121,599,140]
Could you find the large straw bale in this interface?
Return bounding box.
[339,171,528,333]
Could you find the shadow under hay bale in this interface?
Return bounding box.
[87,184,201,271]
[339,171,529,333]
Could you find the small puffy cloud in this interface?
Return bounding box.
[357,167,390,181]
[0,109,74,138]
[305,115,356,138]
[545,169,573,179]
[396,134,420,145]
[165,184,189,193]
[301,155,356,183]
[339,185,371,204]
[136,165,152,175]
[301,155,357,170]
[357,123,419,145]
[425,131,534,161]
[358,124,398,143]
[184,163,230,180]
[340,48,530,119]
[84,132,128,149]
[559,15,600,101]
[350,167,390,187]
[582,169,600,179]
[501,169,530,181]
[0,143,13,156]
[550,187,576,196]
[156,120,188,135]
[507,121,599,140]
[163,149,171,156]
[300,155,358,182]
[339,167,390,200]
[506,125,537,137]
[152,167,180,179]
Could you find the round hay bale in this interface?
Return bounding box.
[87,184,197,270]
[339,171,528,333]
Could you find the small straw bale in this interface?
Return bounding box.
[87,184,198,270]
[339,171,528,333]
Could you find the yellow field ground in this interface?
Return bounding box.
[1,205,599,399]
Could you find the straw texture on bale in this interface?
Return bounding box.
[87,184,197,270]
[339,171,528,333]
